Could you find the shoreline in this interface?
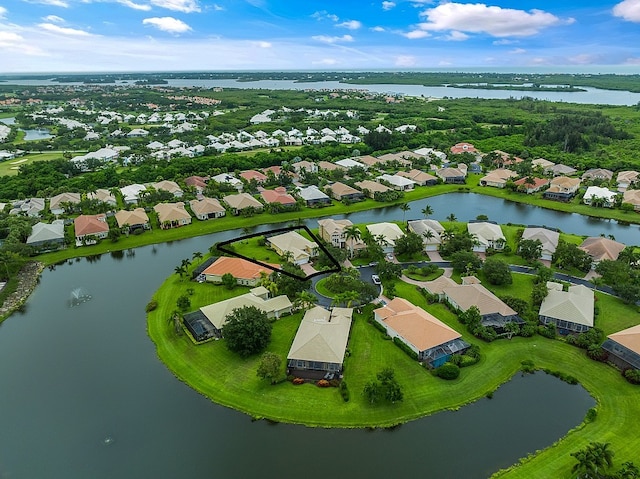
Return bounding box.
[0,261,45,321]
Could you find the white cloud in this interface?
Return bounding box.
[417,3,571,37]
[142,16,192,33]
[0,31,23,44]
[0,7,7,19]
[336,20,362,30]
[250,40,271,48]
[493,39,517,45]
[395,55,417,66]
[212,3,224,10]
[510,48,526,54]
[117,0,152,11]
[371,26,385,32]
[27,0,69,7]
[312,11,339,22]
[403,29,430,39]
[149,0,200,13]
[441,30,468,41]
[613,0,640,22]
[382,1,395,11]
[312,58,339,65]
[624,57,640,64]
[42,15,65,22]
[311,34,354,44]
[38,23,92,35]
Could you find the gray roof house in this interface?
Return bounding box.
[539,283,594,334]
[26,220,65,249]
[521,227,560,261]
[297,185,331,207]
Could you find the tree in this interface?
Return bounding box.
[446,213,457,222]
[256,352,282,384]
[450,250,482,274]
[375,260,402,280]
[343,225,362,259]
[221,272,236,290]
[399,202,410,222]
[176,294,191,311]
[394,231,424,257]
[519,238,543,263]
[293,291,318,311]
[223,305,272,357]
[421,204,433,218]
[362,368,403,405]
[482,257,512,285]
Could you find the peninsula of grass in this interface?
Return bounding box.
[313,277,334,298]
[147,267,640,478]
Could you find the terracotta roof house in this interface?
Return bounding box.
[539,283,594,334]
[376,153,412,167]
[202,257,279,286]
[436,166,467,184]
[297,185,332,207]
[74,214,109,245]
[154,202,192,229]
[579,237,626,265]
[114,207,150,230]
[366,222,404,253]
[263,165,283,177]
[260,187,297,207]
[327,182,364,202]
[616,170,639,191]
[443,282,522,332]
[354,180,390,199]
[543,176,581,202]
[373,297,469,367]
[479,169,517,188]
[582,168,614,182]
[546,164,577,177]
[153,180,183,198]
[602,324,640,371]
[407,219,444,251]
[378,173,416,191]
[287,306,354,375]
[397,169,438,186]
[189,197,226,220]
[583,186,618,207]
[267,230,318,264]
[317,161,344,171]
[622,189,640,211]
[239,169,268,184]
[26,220,65,249]
[223,193,263,215]
[513,177,549,193]
[521,227,560,261]
[184,175,208,193]
[468,222,506,252]
[87,188,117,206]
[49,192,81,215]
[450,142,478,154]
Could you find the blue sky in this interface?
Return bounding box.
[1,0,640,72]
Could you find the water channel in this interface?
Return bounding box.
[3,193,631,479]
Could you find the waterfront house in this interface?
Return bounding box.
[583,186,618,207]
[479,169,517,188]
[539,283,594,334]
[297,185,332,207]
[396,169,438,186]
[223,193,263,215]
[543,177,581,202]
[467,222,505,252]
[114,208,150,231]
[74,214,109,245]
[327,182,364,202]
[378,174,416,191]
[202,257,279,286]
[26,221,65,249]
[260,187,297,208]
[189,197,226,220]
[602,324,640,371]
[513,177,549,194]
[435,166,467,184]
[267,230,318,265]
[354,180,390,199]
[366,222,404,253]
[154,202,192,229]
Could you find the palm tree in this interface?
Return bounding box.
[294,291,318,311]
[421,204,433,218]
[342,290,360,308]
[399,202,410,222]
[589,442,615,476]
[446,213,457,222]
[422,229,436,248]
[343,225,362,259]
[174,265,186,279]
[192,251,203,261]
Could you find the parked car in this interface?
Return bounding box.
[371,274,381,285]
[386,253,394,261]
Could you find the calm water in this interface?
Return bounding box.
[20,128,53,141]
[0,229,595,479]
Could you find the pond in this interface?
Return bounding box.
[0,217,596,479]
[20,128,53,141]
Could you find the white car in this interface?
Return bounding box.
[371,274,381,285]
[386,253,394,261]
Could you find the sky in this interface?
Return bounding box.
[1,0,640,73]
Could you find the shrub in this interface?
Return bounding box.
[329,379,340,388]
[519,323,537,337]
[435,362,460,380]
[623,368,640,385]
[339,380,350,402]
[317,379,330,387]
[292,377,305,385]
[393,337,419,360]
[587,345,607,362]
[145,300,158,312]
[520,359,536,374]
[585,408,598,422]
[538,323,557,339]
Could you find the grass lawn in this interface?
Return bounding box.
[314,277,334,298]
[0,152,71,176]
[226,236,282,264]
[402,267,444,282]
[148,272,640,477]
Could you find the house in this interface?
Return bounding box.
[189,197,226,220]
[120,184,147,204]
[87,188,117,206]
[539,283,594,334]
[443,282,522,333]
[513,177,549,193]
[114,208,150,231]
[467,222,505,252]
[422,275,458,301]
[521,227,559,261]
[377,153,412,167]
[223,193,263,215]
[579,237,626,265]
[414,147,447,162]
[297,185,332,207]
[197,288,292,335]
[407,219,444,251]
[622,189,640,211]
[488,150,524,168]
[153,180,183,198]
[450,142,478,155]
[202,257,279,286]
[479,169,517,188]
[267,231,318,264]
[154,202,192,229]
[532,158,555,170]
[354,180,390,199]
[335,158,367,170]
[602,324,640,371]
[74,214,109,245]
[291,160,317,175]
[49,192,81,215]
[184,175,208,193]
[211,173,243,192]
[397,169,438,186]
[260,187,297,208]
[127,128,149,137]
[436,166,467,184]
[318,161,344,172]
[239,169,268,184]
[327,182,364,202]
[373,297,470,367]
[543,176,581,202]
[582,168,614,182]
[9,198,45,217]
[378,174,416,191]
[287,306,353,375]
[546,164,577,177]
[26,221,65,249]
[366,222,404,253]
[317,219,365,252]
[583,186,618,207]
[616,171,639,192]
[356,155,385,168]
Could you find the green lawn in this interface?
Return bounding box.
[0,152,73,177]
[227,236,282,264]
